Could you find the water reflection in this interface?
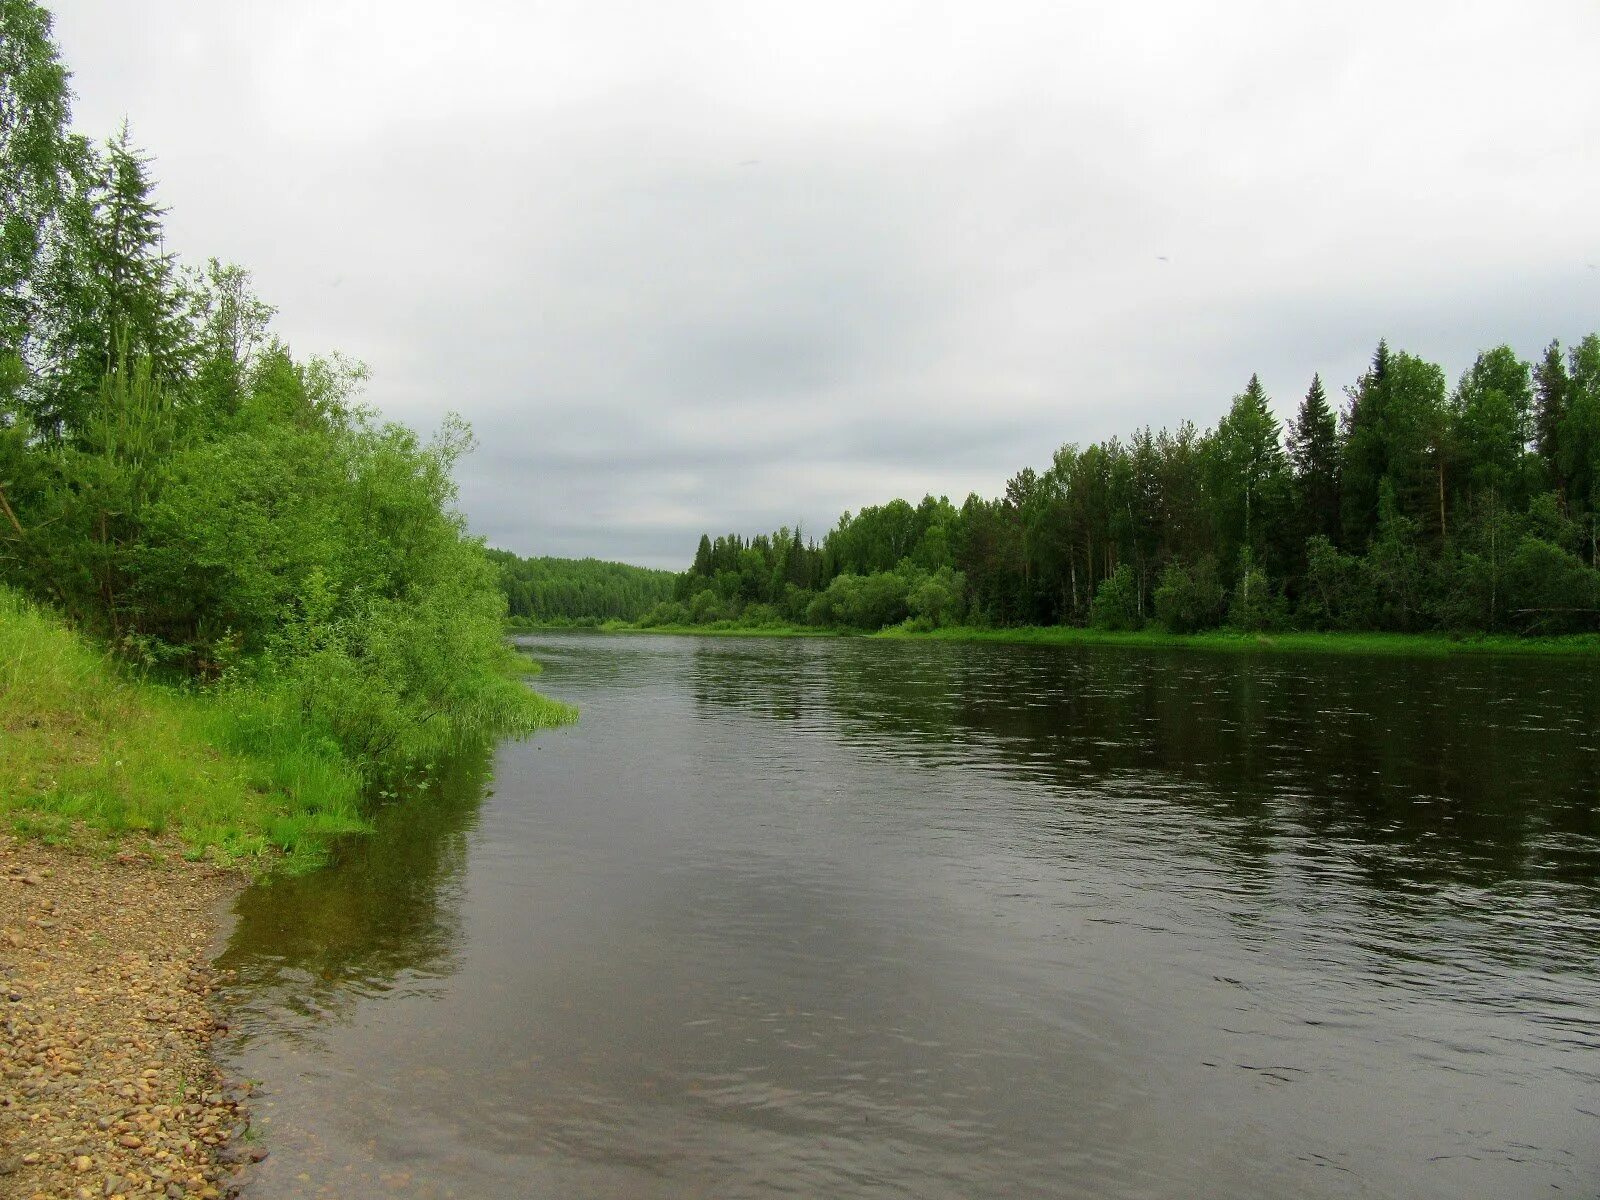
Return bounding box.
[691,639,1600,891]
[218,747,492,1045]
[217,635,1600,1199]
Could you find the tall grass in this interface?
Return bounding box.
[0,586,365,862]
[0,587,573,867]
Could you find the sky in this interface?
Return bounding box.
[46,1,1600,568]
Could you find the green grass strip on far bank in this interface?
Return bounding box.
[513,614,1600,658]
[871,624,1600,658]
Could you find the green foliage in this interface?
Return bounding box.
[807,570,913,630]
[0,585,364,863]
[1153,557,1225,634]
[1300,535,1374,630]
[637,599,691,628]
[906,565,966,630]
[1227,551,1288,632]
[491,550,675,623]
[662,331,1600,642]
[0,0,76,401]
[1287,373,1340,546]
[1209,374,1290,570]
[0,12,575,863]
[1090,564,1142,631]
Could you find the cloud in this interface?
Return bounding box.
[46,0,1600,568]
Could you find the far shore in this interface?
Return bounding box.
[507,621,1600,659]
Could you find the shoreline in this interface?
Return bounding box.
[0,834,257,1200]
[508,622,1600,659]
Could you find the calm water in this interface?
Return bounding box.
[216,634,1600,1198]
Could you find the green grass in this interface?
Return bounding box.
[523,612,1600,658]
[0,588,573,868]
[0,586,366,864]
[871,624,1600,658]
[608,620,836,638]
[510,619,838,638]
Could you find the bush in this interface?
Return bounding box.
[2,350,565,785]
[736,603,783,628]
[1090,564,1143,631]
[906,566,966,629]
[807,571,912,630]
[1152,557,1225,633]
[1228,563,1288,631]
[1505,536,1600,633]
[638,600,690,627]
[688,589,725,624]
[1300,535,1378,630]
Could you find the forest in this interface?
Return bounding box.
[657,342,1600,636]
[0,3,567,857]
[489,550,676,625]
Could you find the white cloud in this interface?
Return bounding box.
[46,0,1600,568]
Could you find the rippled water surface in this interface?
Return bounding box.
[218,634,1600,1198]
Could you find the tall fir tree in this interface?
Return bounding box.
[1286,373,1341,547]
[29,123,192,440]
[1340,340,1391,549]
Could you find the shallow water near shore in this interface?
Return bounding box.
[215,633,1600,1198]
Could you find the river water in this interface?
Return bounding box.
[216,633,1600,1198]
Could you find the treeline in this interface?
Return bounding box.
[655,339,1600,636]
[488,550,676,623]
[0,3,559,808]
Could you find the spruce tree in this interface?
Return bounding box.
[1340,340,1391,549]
[30,123,192,440]
[1286,373,1341,545]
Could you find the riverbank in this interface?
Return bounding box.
[513,619,1600,658]
[3,588,574,870]
[874,624,1600,657]
[1,587,365,867]
[0,591,574,1195]
[0,833,252,1199]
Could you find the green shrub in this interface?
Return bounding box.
[1090,564,1143,631]
[1228,554,1288,631]
[1153,557,1225,633]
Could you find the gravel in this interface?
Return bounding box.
[0,835,255,1200]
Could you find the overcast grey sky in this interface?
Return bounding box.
[47,1,1600,567]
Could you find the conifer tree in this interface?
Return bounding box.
[1286,373,1341,545]
[30,123,192,440]
[1341,340,1391,548]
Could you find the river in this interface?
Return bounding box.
[215,633,1600,1198]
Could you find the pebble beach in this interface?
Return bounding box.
[0,836,256,1200]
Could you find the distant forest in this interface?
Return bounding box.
[490,551,676,623]
[649,336,1600,635]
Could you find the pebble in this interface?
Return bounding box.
[0,834,254,1199]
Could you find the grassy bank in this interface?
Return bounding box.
[514,614,1600,658]
[509,619,837,638]
[1,588,573,867]
[872,624,1600,658]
